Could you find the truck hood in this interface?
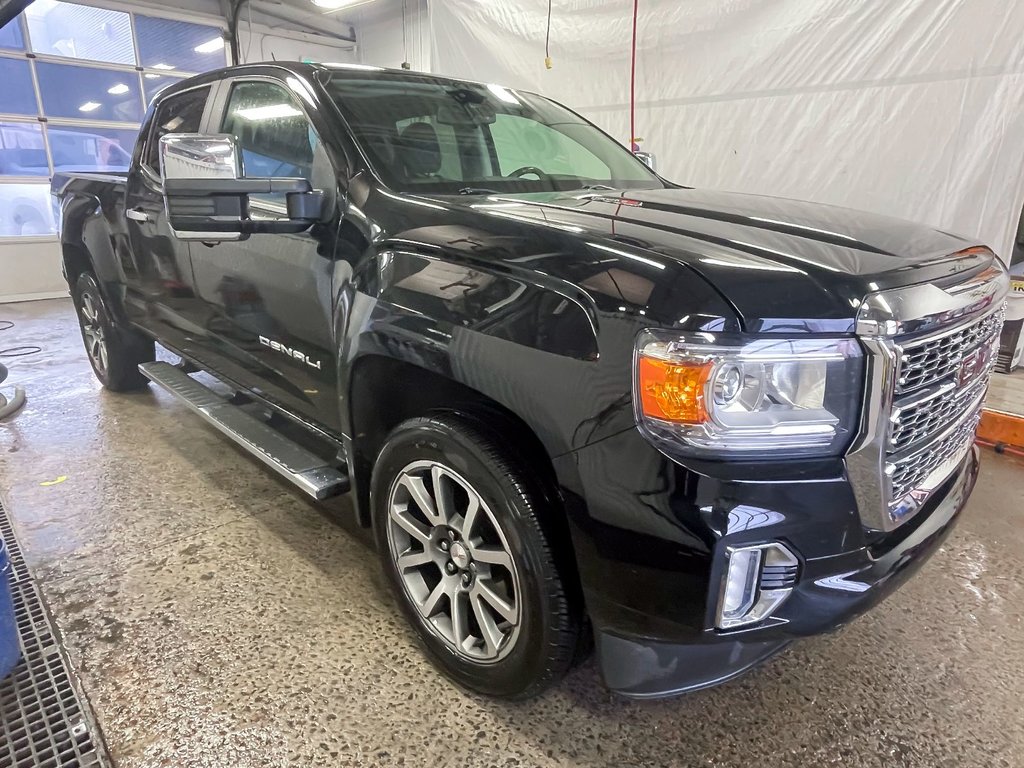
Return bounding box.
[442,186,989,333]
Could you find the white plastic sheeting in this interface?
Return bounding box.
[431,0,1024,262]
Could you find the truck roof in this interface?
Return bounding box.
[155,61,519,105]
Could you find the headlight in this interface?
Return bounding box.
[634,331,864,459]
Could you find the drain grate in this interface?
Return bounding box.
[0,502,110,768]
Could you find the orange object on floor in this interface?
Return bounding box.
[977,408,1024,451]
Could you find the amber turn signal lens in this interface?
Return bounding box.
[637,356,713,423]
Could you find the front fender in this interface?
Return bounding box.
[346,245,638,458]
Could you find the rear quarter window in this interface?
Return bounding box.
[142,85,211,172]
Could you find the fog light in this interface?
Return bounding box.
[717,542,799,630]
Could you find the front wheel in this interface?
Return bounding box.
[372,414,582,699]
[72,272,154,391]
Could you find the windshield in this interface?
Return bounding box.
[326,71,667,195]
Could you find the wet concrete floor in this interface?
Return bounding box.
[0,298,1022,767]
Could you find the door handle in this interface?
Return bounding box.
[126,208,150,223]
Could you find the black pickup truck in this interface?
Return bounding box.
[53,62,1009,700]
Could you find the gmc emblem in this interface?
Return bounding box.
[957,343,993,388]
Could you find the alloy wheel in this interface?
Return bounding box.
[78,290,108,375]
[386,460,522,663]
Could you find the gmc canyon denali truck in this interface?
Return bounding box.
[53,63,1009,700]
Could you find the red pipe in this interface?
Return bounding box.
[976,437,1024,460]
[629,0,638,150]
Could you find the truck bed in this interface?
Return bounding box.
[51,170,128,198]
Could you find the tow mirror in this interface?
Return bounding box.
[159,133,323,241]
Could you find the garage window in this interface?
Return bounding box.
[35,62,144,123]
[0,3,227,239]
[135,16,227,74]
[0,15,25,50]
[0,123,48,177]
[25,0,135,65]
[0,58,36,117]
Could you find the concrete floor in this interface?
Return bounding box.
[1,297,1023,768]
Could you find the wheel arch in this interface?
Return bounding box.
[59,190,130,322]
[347,354,571,533]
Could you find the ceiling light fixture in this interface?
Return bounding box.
[321,62,384,70]
[78,101,101,112]
[311,0,378,13]
[194,37,225,54]
[235,104,303,120]
[107,83,130,95]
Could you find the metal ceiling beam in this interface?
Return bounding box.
[248,0,356,42]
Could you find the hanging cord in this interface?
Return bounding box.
[544,0,553,69]
[629,0,639,150]
[242,0,254,64]
[401,0,411,69]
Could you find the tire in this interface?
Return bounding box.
[371,414,582,699]
[72,272,154,392]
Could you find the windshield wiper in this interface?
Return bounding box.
[579,183,616,191]
[458,187,501,195]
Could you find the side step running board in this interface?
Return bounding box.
[139,361,349,500]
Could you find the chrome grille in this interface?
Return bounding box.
[888,410,981,501]
[884,305,1002,513]
[889,377,987,452]
[849,261,1010,532]
[895,309,1005,395]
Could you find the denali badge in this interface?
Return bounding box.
[258,336,322,370]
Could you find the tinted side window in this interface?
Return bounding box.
[221,81,315,180]
[143,86,211,171]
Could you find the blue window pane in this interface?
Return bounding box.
[25,0,134,65]
[0,123,47,176]
[136,16,226,74]
[0,183,55,236]
[0,17,26,50]
[143,73,187,105]
[0,58,37,116]
[36,62,142,123]
[48,126,137,172]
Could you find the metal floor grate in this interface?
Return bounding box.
[0,502,110,768]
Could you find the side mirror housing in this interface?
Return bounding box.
[159,133,322,241]
[633,150,657,172]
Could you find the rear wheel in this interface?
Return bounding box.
[72,272,153,391]
[372,414,581,699]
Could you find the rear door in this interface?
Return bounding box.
[185,74,343,429]
[124,83,214,337]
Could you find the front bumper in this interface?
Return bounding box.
[554,428,980,699]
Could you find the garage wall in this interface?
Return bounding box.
[356,0,429,71]
[238,29,355,66]
[431,0,1024,264]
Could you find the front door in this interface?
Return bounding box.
[124,84,213,340]
[186,76,342,430]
